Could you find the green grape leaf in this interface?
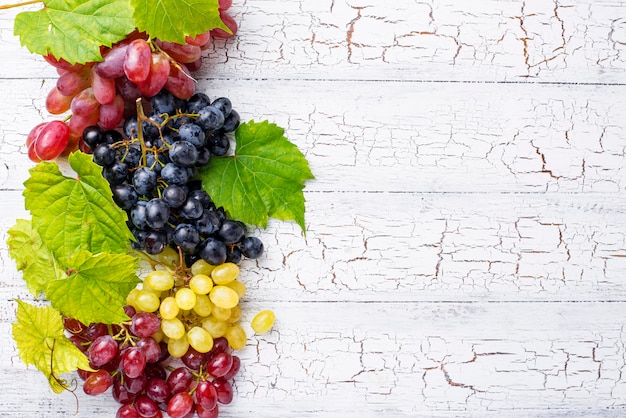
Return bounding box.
[7,219,64,297]
[14,0,135,65]
[130,0,229,44]
[12,301,93,394]
[23,152,134,263]
[45,250,139,325]
[199,120,314,231]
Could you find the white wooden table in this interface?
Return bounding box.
[1,1,626,416]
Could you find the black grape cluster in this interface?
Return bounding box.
[84,90,263,266]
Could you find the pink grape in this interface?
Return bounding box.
[157,40,202,64]
[167,392,194,418]
[26,122,48,149]
[121,346,147,378]
[56,68,91,97]
[69,111,100,138]
[95,43,129,79]
[165,63,195,99]
[186,58,203,72]
[131,312,161,337]
[212,12,238,38]
[33,120,70,161]
[46,87,73,114]
[124,39,152,83]
[185,30,211,47]
[116,404,141,418]
[92,69,117,105]
[194,380,218,410]
[98,94,125,130]
[70,88,100,116]
[83,369,112,395]
[137,53,171,97]
[219,0,232,10]
[88,334,118,367]
[44,53,86,72]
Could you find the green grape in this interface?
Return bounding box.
[135,289,160,312]
[187,326,214,353]
[126,288,141,308]
[210,262,239,285]
[211,306,231,322]
[201,316,228,338]
[225,279,246,298]
[251,310,275,334]
[161,317,186,340]
[229,305,242,323]
[168,337,189,358]
[149,246,180,267]
[191,259,215,276]
[151,328,165,343]
[193,293,213,317]
[209,286,239,309]
[225,323,247,350]
[144,270,175,291]
[159,296,180,320]
[189,274,213,295]
[175,287,197,310]
[141,282,161,298]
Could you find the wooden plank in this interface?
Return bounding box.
[0,79,624,193]
[1,301,626,416]
[1,190,625,302]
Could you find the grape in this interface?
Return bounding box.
[196,106,224,131]
[124,374,148,394]
[212,12,238,39]
[212,378,234,404]
[63,316,86,335]
[191,259,216,276]
[116,404,141,418]
[187,326,214,353]
[169,141,199,167]
[83,369,112,395]
[131,312,161,337]
[218,220,246,244]
[196,403,219,418]
[159,296,180,320]
[162,318,186,340]
[223,355,241,380]
[124,39,152,83]
[200,238,228,265]
[151,90,177,115]
[89,335,118,367]
[71,88,100,116]
[82,125,104,148]
[189,274,213,295]
[166,367,193,394]
[145,270,175,291]
[179,198,204,220]
[57,68,91,97]
[46,87,73,114]
[99,94,125,130]
[211,97,232,118]
[135,394,160,418]
[209,286,239,309]
[96,43,129,79]
[177,123,206,148]
[116,76,142,102]
[175,287,197,310]
[130,201,148,229]
[173,223,201,251]
[144,230,168,255]
[222,109,241,132]
[251,310,276,334]
[224,323,247,350]
[211,337,230,355]
[186,92,211,113]
[211,306,232,322]
[186,30,212,47]
[218,0,232,10]
[201,317,227,339]
[33,120,70,161]
[134,289,161,312]
[113,377,137,405]
[206,131,230,156]
[93,143,117,167]
[194,380,218,411]
[167,392,194,418]
[162,184,187,208]
[145,198,170,229]
[181,346,206,370]
[168,337,190,358]
[146,378,170,404]
[112,184,139,210]
[137,337,162,363]
[210,262,239,285]
[133,167,158,196]
[225,279,246,298]
[137,53,171,97]
[83,322,109,341]
[157,40,202,64]
[122,347,147,378]
[44,53,86,72]
[242,236,264,258]
[161,163,190,185]
[196,210,221,236]
[206,352,233,378]
[165,63,194,99]
[92,70,117,105]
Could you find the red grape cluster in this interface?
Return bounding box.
[65,305,240,418]
[26,0,237,163]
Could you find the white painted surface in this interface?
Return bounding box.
[1,1,626,417]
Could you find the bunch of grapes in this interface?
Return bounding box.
[84,89,262,266]
[26,0,237,163]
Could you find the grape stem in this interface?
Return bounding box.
[0,0,41,10]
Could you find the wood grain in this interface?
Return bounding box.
[0,1,625,417]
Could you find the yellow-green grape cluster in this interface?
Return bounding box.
[126,259,250,357]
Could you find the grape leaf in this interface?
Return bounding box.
[12,301,93,394]
[14,0,135,65]
[23,152,134,263]
[131,0,229,44]
[45,250,139,325]
[7,219,64,297]
[199,121,314,231]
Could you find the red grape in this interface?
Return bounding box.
[70,88,100,116]
[88,334,118,367]
[135,394,160,418]
[116,404,141,418]
[95,43,129,79]
[167,392,194,418]
[212,12,238,38]
[222,355,241,380]
[121,346,147,378]
[137,337,161,363]
[137,53,170,97]
[196,403,219,418]
[164,64,194,99]
[124,39,152,83]
[99,94,125,129]
[46,87,73,114]
[146,378,170,403]
[166,367,193,394]
[206,351,233,378]
[83,369,112,395]
[194,380,218,410]
[131,312,161,337]
[92,69,117,105]
[212,378,233,404]
[33,120,70,161]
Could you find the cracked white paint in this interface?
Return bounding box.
[0,0,625,417]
